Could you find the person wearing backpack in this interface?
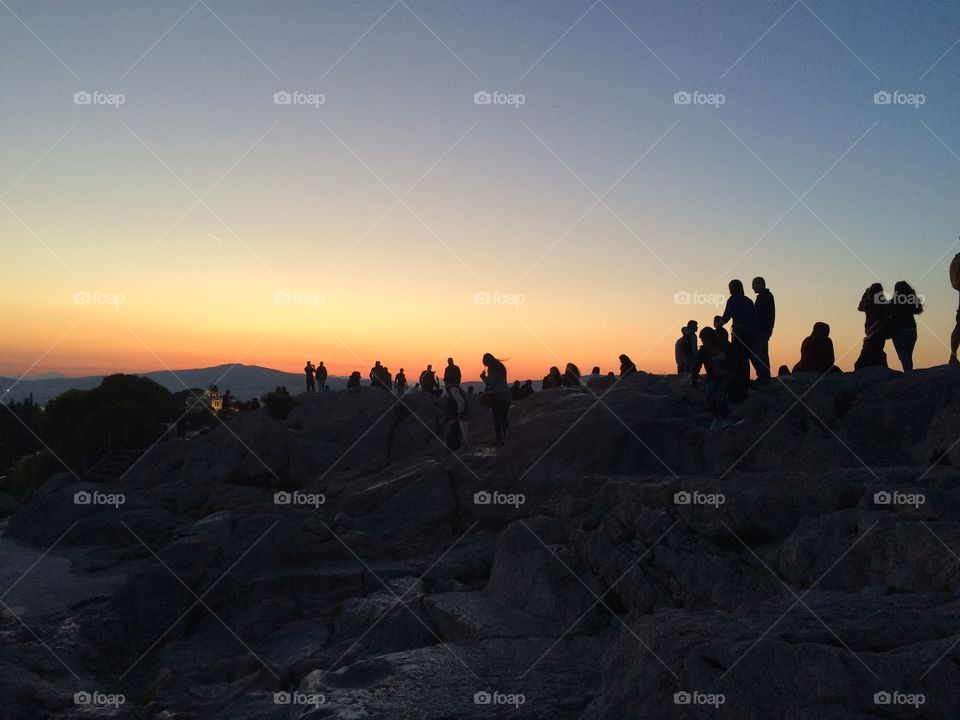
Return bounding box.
[950,251,960,366]
[419,365,438,394]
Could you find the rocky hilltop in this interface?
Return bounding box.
[3,367,960,719]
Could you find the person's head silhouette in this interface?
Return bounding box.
[752,276,766,293]
[729,279,745,296]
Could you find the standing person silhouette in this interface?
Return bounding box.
[315,361,328,392]
[889,281,923,372]
[752,277,775,382]
[950,250,960,365]
[719,279,758,401]
[304,361,315,392]
[480,353,511,447]
[691,327,732,430]
[395,368,407,395]
[443,357,461,390]
[854,283,889,370]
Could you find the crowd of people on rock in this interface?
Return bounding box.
[292,253,960,439]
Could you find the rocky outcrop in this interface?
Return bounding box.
[3,368,960,718]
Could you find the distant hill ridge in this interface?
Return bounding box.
[0,364,346,405]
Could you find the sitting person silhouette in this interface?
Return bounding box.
[542,366,562,389]
[618,354,637,376]
[562,363,581,387]
[793,322,841,374]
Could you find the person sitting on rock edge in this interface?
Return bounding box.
[793,322,840,374]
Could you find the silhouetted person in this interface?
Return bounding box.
[675,327,690,374]
[304,361,316,392]
[691,327,732,430]
[395,368,407,395]
[889,281,923,372]
[511,380,522,401]
[519,379,534,399]
[315,361,328,391]
[793,322,839,374]
[467,386,475,395]
[719,279,758,400]
[752,277,775,382]
[370,361,390,390]
[444,357,461,389]
[619,354,637,377]
[562,363,581,388]
[713,315,729,344]
[480,353,511,446]
[347,371,361,388]
[420,364,438,394]
[676,321,698,373]
[591,366,601,376]
[686,320,698,362]
[854,283,889,370]
[777,364,790,377]
[542,366,562,389]
[951,251,960,365]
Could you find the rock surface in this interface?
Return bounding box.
[2,368,960,718]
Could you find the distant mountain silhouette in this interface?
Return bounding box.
[0,364,348,406]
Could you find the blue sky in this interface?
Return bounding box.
[2,0,959,376]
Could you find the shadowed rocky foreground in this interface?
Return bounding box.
[3,366,960,719]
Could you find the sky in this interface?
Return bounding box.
[2,0,960,381]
